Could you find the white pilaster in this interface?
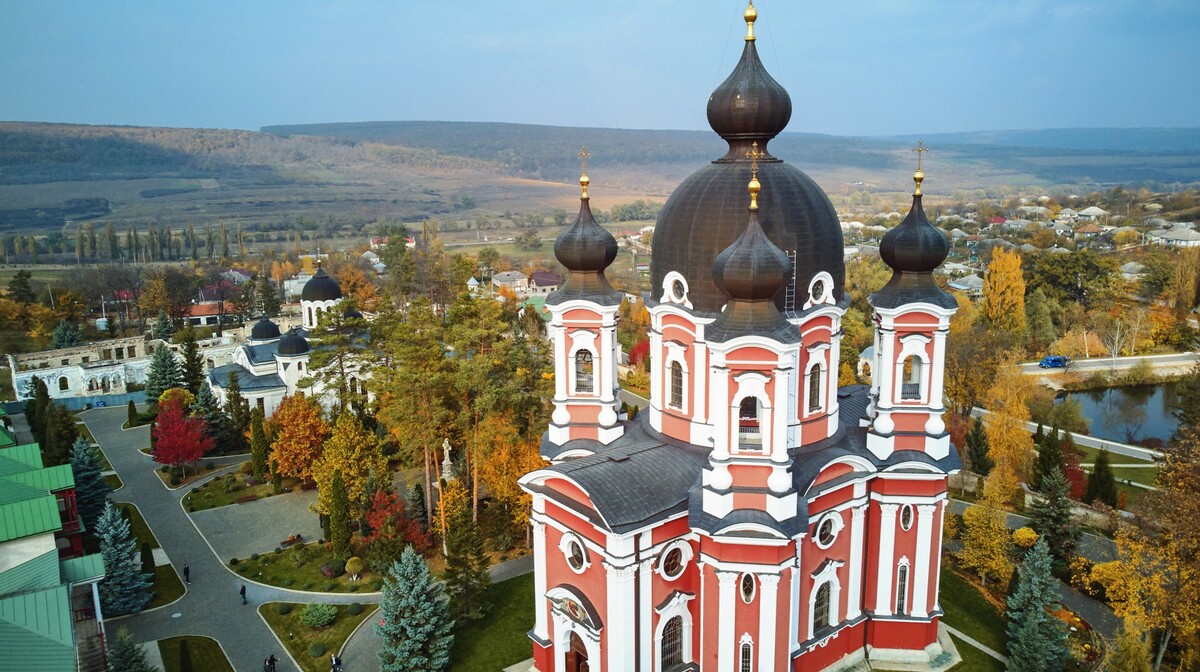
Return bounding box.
[912,504,937,617]
[789,557,800,653]
[599,318,615,402]
[532,519,549,640]
[846,505,865,619]
[875,503,899,615]
[928,330,947,405]
[711,367,731,460]
[604,561,638,670]
[717,571,738,672]
[933,503,945,612]
[639,556,654,672]
[758,574,780,672]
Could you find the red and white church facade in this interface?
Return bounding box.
[519,5,960,671]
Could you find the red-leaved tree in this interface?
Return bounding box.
[152,397,213,476]
[361,489,430,569]
[629,339,650,369]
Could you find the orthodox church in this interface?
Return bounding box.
[519,4,959,672]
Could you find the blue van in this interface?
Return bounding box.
[1039,355,1070,369]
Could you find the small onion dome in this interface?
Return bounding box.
[342,308,364,320]
[276,328,309,356]
[706,29,791,157]
[301,266,342,302]
[548,179,621,307]
[871,176,956,310]
[250,317,280,341]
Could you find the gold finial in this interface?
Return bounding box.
[746,141,763,211]
[744,1,757,41]
[911,140,929,196]
[578,146,591,199]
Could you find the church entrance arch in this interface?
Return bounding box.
[566,632,589,672]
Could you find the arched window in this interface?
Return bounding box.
[738,397,761,449]
[901,356,923,400]
[895,563,909,615]
[59,376,70,391]
[813,582,833,635]
[307,307,314,326]
[670,362,684,410]
[207,357,216,370]
[739,641,753,672]
[660,616,683,669]
[808,365,823,412]
[575,350,594,393]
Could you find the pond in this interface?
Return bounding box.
[1062,382,1179,447]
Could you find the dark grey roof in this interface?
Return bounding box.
[208,364,285,393]
[276,329,309,356]
[250,317,281,340]
[547,198,622,307]
[243,341,281,365]
[301,267,342,302]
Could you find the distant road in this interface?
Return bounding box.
[1020,352,1198,375]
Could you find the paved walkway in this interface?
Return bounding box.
[942,624,1009,663]
[190,488,322,562]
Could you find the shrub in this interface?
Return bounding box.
[283,579,293,587]
[1013,527,1039,548]
[205,461,215,470]
[308,643,327,658]
[345,556,365,579]
[160,466,170,474]
[347,602,363,616]
[250,553,260,561]
[169,476,181,486]
[274,547,283,554]
[329,559,346,577]
[239,461,253,474]
[275,603,293,615]
[370,580,382,591]
[229,558,239,566]
[321,564,334,578]
[348,585,359,592]
[303,582,314,590]
[299,603,337,628]
[324,582,337,592]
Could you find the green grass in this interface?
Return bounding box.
[939,568,1008,654]
[185,471,301,512]
[116,503,159,549]
[232,543,380,594]
[73,420,96,444]
[148,564,186,609]
[450,573,535,672]
[1073,444,1153,465]
[948,636,1006,672]
[103,474,123,491]
[158,635,234,672]
[1108,465,1158,487]
[259,603,372,672]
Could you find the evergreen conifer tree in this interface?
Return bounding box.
[42,403,79,466]
[151,309,174,340]
[1034,425,1064,492]
[127,400,139,427]
[190,384,225,444]
[1004,538,1068,671]
[965,417,993,475]
[1028,467,1077,566]
[106,627,156,672]
[51,319,81,349]
[96,502,152,615]
[376,547,454,672]
[70,436,110,529]
[329,469,352,559]
[144,345,183,405]
[406,482,427,533]
[223,371,250,453]
[178,328,205,395]
[249,407,268,480]
[256,274,281,317]
[1085,449,1119,507]
[442,482,491,620]
[25,376,50,446]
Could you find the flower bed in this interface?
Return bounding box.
[185,471,302,512]
[230,543,381,594]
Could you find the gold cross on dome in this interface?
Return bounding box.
[578,146,590,174]
[746,141,763,179]
[912,140,929,172]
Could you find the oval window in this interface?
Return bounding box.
[900,504,914,531]
[817,516,837,547]
[566,538,586,571]
[740,574,756,603]
[661,547,684,579]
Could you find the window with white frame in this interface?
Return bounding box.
[661,616,683,669]
[670,361,684,410]
[808,364,823,412]
[738,397,761,449]
[739,637,753,672]
[900,355,923,400]
[895,561,910,615]
[575,350,594,394]
[813,582,833,635]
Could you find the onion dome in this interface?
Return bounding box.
[547,150,621,307]
[708,167,800,343]
[276,328,310,356]
[301,266,342,302]
[342,308,364,320]
[250,317,281,341]
[651,2,843,316]
[871,157,956,310]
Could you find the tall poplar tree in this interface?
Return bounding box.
[328,470,351,559]
[249,407,269,480]
[222,371,250,453]
[178,328,205,395]
[981,247,1027,337]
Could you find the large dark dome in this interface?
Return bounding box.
[301,267,342,302]
[250,317,281,341]
[277,328,310,356]
[650,17,843,315]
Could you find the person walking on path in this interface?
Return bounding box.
[183,563,190,584]
[330,652,342,671]
[240,584,247,605]
[268,654,277,671]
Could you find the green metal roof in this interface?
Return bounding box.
[0,480,47,506]
[1,445,45,470]
[0,584,76,666]
[1,465,74,493]
[0,493,62,542]
[59,554,105,585]
[0,426,15,449]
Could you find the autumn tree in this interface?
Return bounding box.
[981,247,1026,337]
[269,394,330,482]
[475,415,544,547]
[959,492,1013,587]
[152,398,213,476]
[312,412,387,518]
[981,364,1034,506]
[363,489,430,572]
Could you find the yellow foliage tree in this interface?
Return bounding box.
[838,362,858,387]
[981,247,1026,336]
[982,363,1033,505]
[949,291,976,339]
[1012,526,1038,548]
[158,387,195,409]
[959,498,1013,586]
[269,394,331,482]
[312,413,388,518]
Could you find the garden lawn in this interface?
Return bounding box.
[1108,465,1158,487]
[116,503,159,549]
[450,573,535,672]
[259,603,372,672]
[185,471,302,512]
[233,545,381,594]
[939,567,1007,654]
[1073,444,1153,466]
[103,474,123,491]
[158,635,234,672]
[948,636,1005,672]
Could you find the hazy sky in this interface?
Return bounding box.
[2,0,1198,136]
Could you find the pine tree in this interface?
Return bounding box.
[256,273,280,317]
[376,547,454,672]
[406,482,428,533]
[96,502,152,615]
[1005,538,1068,670]
[1035,425,1064,492]
[965,417,993,475]
[178,328,205,395]
[1028,467,1077,566]
[144,345,183,406]
[441,480,491,620]
[106,627,155,672]
[329,470,352,559]
[249,407,268,480]
[223,370,250,453]
[1085,449,1119,507]
[70,437,110,529]
[1108,627,1152,672]
[51,319,81,349]
[151,309,174,340]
